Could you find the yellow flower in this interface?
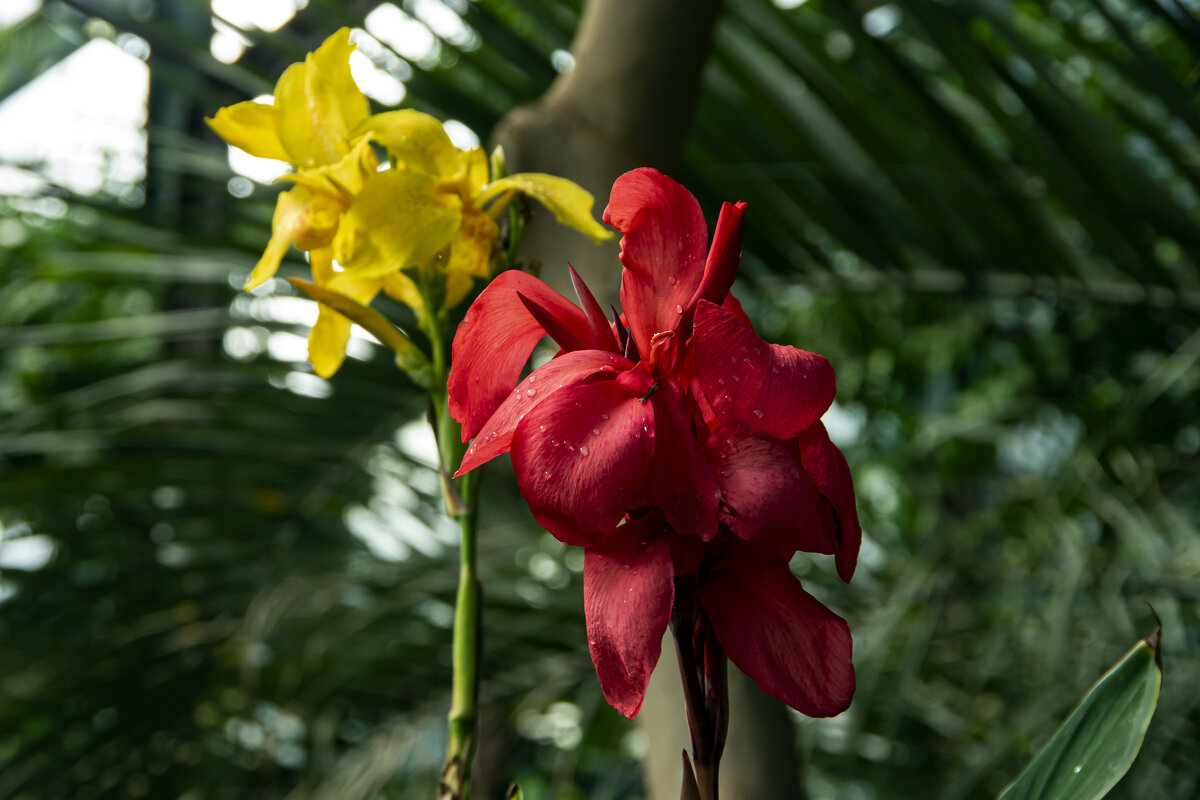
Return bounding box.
[208,34,612,380]
[341,109,612,310]
[205,28,373,291]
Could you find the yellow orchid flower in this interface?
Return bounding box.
[205,28,372,291]
[342,109,612,310]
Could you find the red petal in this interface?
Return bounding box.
[645,377,720,540]
[584,525,674,718]
[448,270,591,440]
[800,422,861,582]
[603,168,708,359]
[693,300,836,440]
[699,565,854,717]
[690,201,747,310]
[569,264,620,353]
[455,350,634,476]
[511,380,655,543]
[704,434,836,554]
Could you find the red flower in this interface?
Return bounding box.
[448,168,860,719]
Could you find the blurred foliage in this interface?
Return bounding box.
[0,1,1197,799]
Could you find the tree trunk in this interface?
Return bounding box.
[491,0,721,307]
[490,2,806,798]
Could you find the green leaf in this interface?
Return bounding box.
[998,627,1163,800]
[288,278,434,388]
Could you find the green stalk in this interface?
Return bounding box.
[419,288,481,800]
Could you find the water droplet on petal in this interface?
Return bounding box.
[752,409,764,418]
[623,564,630,570]
[600,413,609,420]
[551,439,559,446]
[528,375,536,383]
[579,446,589,456]
[543,471,552,479]
[592,428,600,436]
[538,425,546,432]
[717,378,725,385]
[675,304,683,314]
[525,388,536,397]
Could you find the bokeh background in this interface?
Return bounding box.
[1,1,1198,798]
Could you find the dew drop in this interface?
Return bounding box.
[771,367,780,374]
[623,564,631,570]
[543,471,552,479]
[579,446,589,456]
[717,378,725,385]
[551,439,559,446]
[528,375,536,383]
[600,413,610,420]
[675,304,683,314]
[525,388,536,397]
[667,275,676,285]
[743,357,752,364]
[731,374,740,382]
[564,440,575,451]
[592,428,601,436]
[538,424,546,432]
[752,409,764,418]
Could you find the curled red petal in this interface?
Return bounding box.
[603,168,708,359]
[511,380,655,543]
[448,270,591,440]
[699,564,854,718]
[645,377,719,540]
[689,200,747,312]
[800,422,862,582]
[693,300,836,440]
[455,350,634,476]
[584,525,674,718]
[569,264,620,353]
[704,433,836,554]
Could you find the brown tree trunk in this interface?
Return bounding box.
[491,2,806,798]
[492,0,722,307]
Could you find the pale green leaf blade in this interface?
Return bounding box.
[998,628,1163,800]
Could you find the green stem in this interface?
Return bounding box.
[420,291,481,800]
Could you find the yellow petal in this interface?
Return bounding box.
[280,138,379,202]
[447,207,499,279]
[245,186,316,290]
[311,29,369,137]
[333,169,462,279]
[307,270,383,378]
[443,271,475,310]
[479,173,613,243]
[463,147,489,197]
[381,271,422,310]
[205,101,289,162]
[274,29,368,168]
[356,109,463,179]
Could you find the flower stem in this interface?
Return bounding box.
[421,293,481,800]
[670,576,729,800]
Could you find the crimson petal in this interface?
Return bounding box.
[704,433,836,554]
[699,564,854,718]
[569,264,620,353]
[693,300,836,440]
[511,380,655,544]
[645,377,720,540]
[584,524,674,718]
[800,422,862,582]
[604,168,708,358]
[455,350,634,476]
[690,200,747,311]
[449,270,592,440]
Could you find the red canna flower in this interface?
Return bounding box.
[448,168,860,720]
